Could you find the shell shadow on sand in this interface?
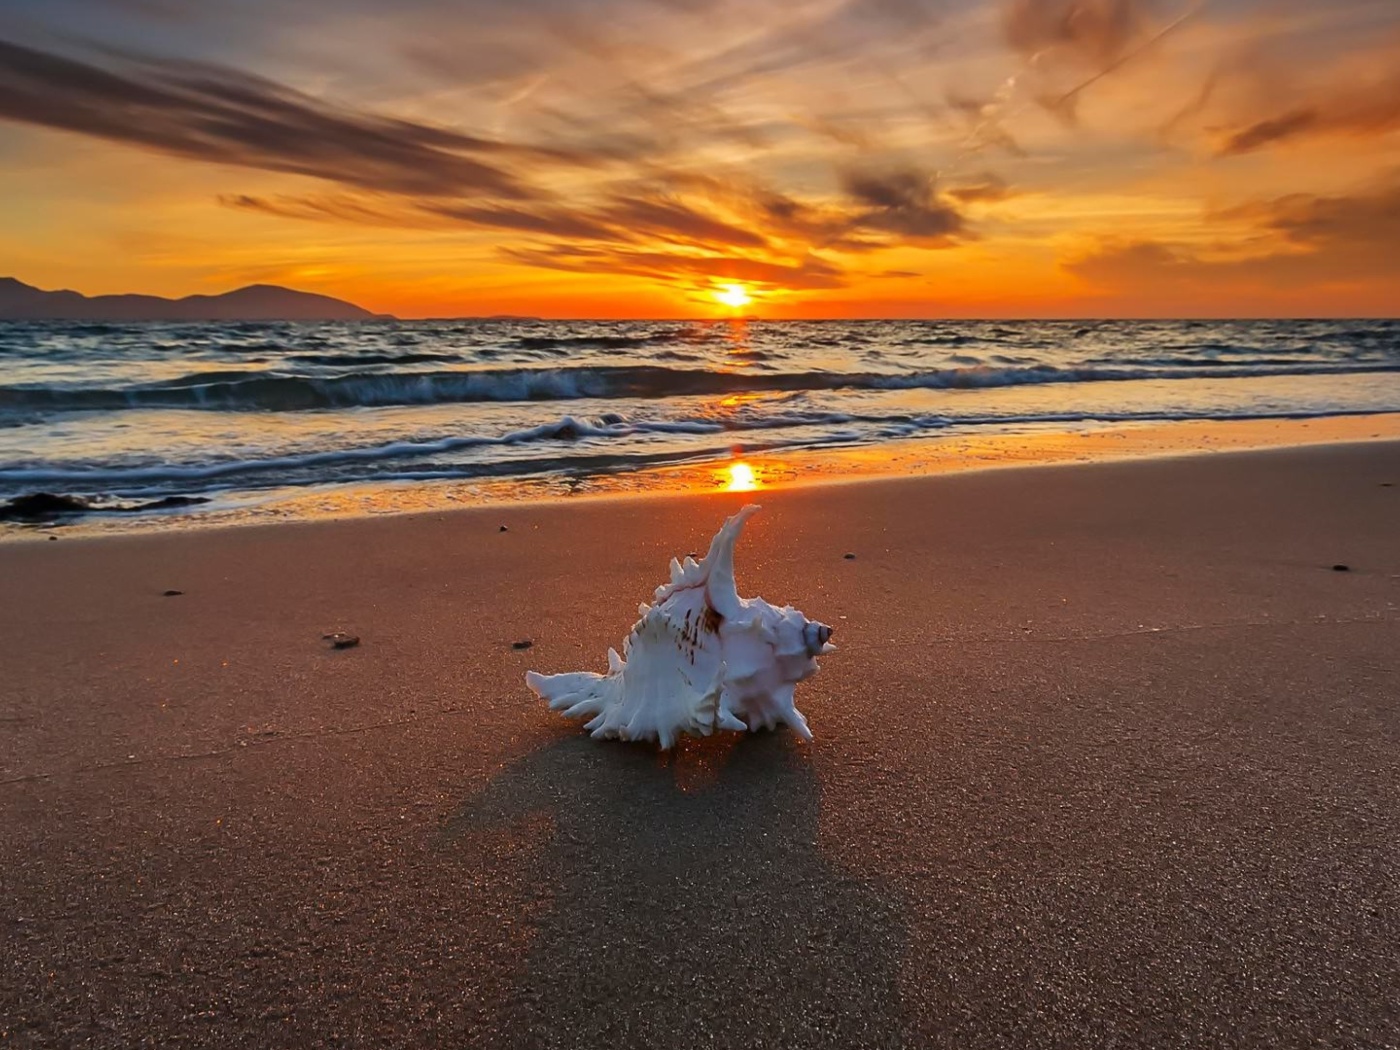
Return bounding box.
[444,731,908,1049]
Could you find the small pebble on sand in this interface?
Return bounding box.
[499,525,509,532]
[512,639,534,650]
[1332,564,1350,572]
[163,589,183,597]
[844,553,857,560]
[323,632,360,649]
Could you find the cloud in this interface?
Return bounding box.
[1212,182,1400,253]
[998,0,1199,123]
[596,195,769,249]
[1216,110,1318,156]
[1002,0,1147,67]
[501,244,849,290]
[1213,68,1400,156]
[0,37,573,198]
[221,162,983,274]
[0,19,999,299]
[841,168,967,243]
[220,193,437,227]
[947,174,1016,204]
[223,187,771,249]
[424,203,628,242]
[1066,177,1400,289]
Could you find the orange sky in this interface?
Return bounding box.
[1,0,1397,318]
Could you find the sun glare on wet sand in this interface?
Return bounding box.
[726,461,758,491]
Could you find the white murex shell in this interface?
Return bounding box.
[525,504,836,749]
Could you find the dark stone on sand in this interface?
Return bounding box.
[499,525,509,532]
[322,632,360,650]
[844,552,857,560]
[1332,564,1350,572]
[163,590,183,597]
[512,639,534,650]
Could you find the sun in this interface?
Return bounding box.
[713,284,752,309]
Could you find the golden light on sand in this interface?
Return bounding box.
[725,461,758,491]
[713,284,752,309]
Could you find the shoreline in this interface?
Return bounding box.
[5,411,1400,542]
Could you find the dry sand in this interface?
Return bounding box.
[2,442,1398,1048]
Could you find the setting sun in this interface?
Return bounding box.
[713,285,752,309]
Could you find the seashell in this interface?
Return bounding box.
[525,505,835,749]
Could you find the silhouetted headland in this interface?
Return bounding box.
[0,277,388,321]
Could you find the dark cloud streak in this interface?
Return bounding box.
[1213,66,1400,156]
[1217,109,1319,156]
[0,37,556,198]
[501,244,850,289]
[842,168,966,242]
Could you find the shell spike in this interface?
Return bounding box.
[700,503,760,620]
[716,708,748,733]
[783,707,814,742]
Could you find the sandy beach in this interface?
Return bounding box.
[3,441,1398,1049]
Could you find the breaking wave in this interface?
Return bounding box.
[5,360,1400,414]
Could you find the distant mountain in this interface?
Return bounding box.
[0,277,390,321]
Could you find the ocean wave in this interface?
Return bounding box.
[5,361,1400,414]
[514,332,683,352]
[286,350,466,366]
[5,403,1395,500]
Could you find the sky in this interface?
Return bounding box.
[0,0,1397,318]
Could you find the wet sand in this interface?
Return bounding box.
[2,442,1398,1048]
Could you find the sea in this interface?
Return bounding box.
[2,318,1398,526]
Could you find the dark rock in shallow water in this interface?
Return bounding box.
[0,493,91,522]
[0,492,209,523]
[322,632,360,650]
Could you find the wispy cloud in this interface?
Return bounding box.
[1214,67,1400,156]
[501,243,850,290]
[0,38,568,198]
[1067,175,1400,289]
